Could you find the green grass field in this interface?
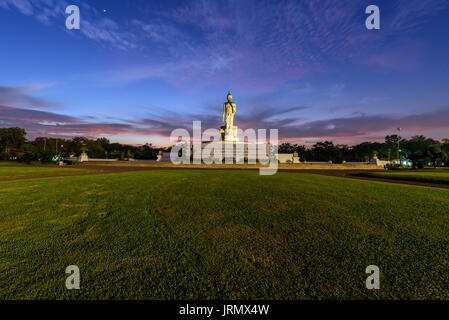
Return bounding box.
[0,162,92,178]
[363,170,449,185]
[1,170,448,299]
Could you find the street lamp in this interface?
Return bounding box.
[55,123,60,153]
[397,127,401,165]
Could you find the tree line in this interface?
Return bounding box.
[1,127,448,167]
[279,134,448,168]
[0,127,161,162]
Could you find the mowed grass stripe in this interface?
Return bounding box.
[363,170,449,185]
[0,163,94,178]
[0,170,448,299]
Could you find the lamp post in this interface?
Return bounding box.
[55,123,60,159]
[55,122,59,161]
[397,127,401,165]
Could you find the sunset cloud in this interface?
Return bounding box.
[0,84,58,109]
[2,102,449,145]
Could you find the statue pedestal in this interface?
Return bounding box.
[78,151,88,162]
[199,140,271,164]
[221,126,239,142]
[158,152,172,162]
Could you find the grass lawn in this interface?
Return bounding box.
[0,162,93,178]
[0,170,448,299]
[79,161,380,170]
[363,170,449,185]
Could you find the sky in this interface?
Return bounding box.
[0,0,449,146]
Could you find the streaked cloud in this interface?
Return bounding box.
[1,0,448,146]
[3,0,448,88]
[275,107,449,141]
[0,84,58,109]
[3,101,449,144]
[0,0,137,50]
[0,105,135,139]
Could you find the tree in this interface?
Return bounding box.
[441,139,449,161]
[312,141,337,162]
[351,142,382,162]
[402,136,436,169]
[403,135,437,155]
[426,146,448,168]
[96,137,111,156]
[279,143,295,153]
[0,127,27,151]
[38,150,56,163]
[278,143,306,155]
[134,143,158,160]
[0,127,163,162]
[126,150,134,159]
[96,137,110,148]
[408,152,426,169]
[385,134,403,160]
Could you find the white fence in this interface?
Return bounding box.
[85,158,119,162]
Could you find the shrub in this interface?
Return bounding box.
[386,163,402,170]
[63,159,78,165]
[17,151,36,164]
[416,160,425,169]
[39,150,56,163]
[0,151,10,160]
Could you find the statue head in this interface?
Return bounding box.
[227,91,232,102]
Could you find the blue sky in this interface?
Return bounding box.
[1,0,449,146]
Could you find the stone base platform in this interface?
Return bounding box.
[194,140,271,163]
